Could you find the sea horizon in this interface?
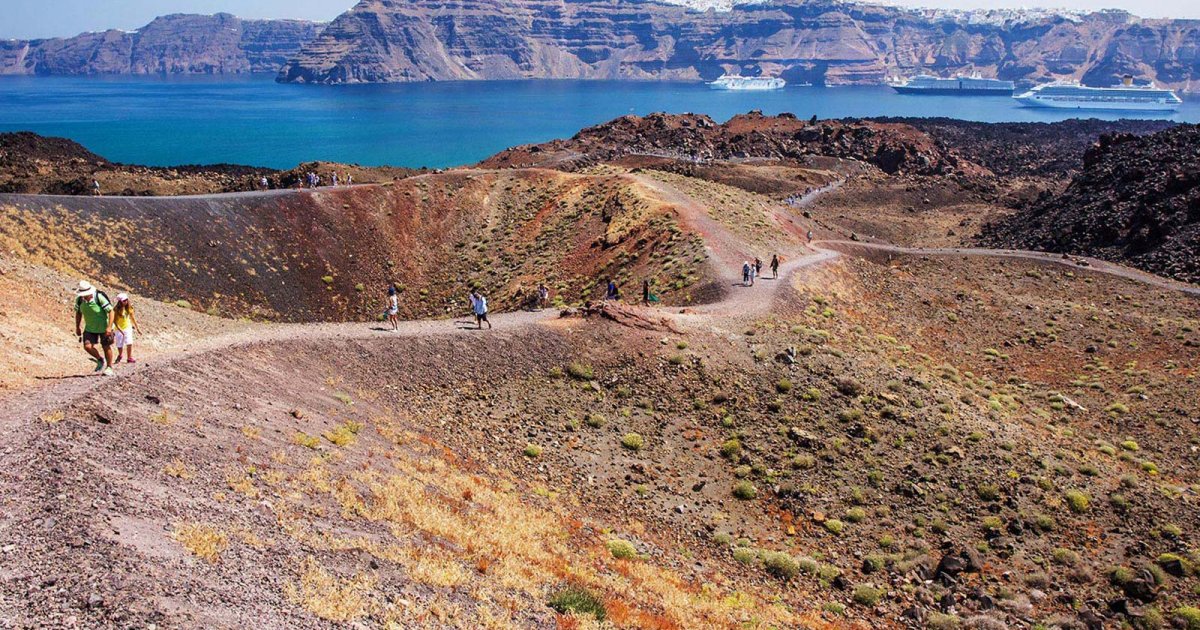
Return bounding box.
[2,73,1196,169]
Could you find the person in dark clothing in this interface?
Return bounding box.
[770,254,780,279]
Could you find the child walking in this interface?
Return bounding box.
[113,293,142,364]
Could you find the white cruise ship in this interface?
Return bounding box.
[889,73,1014,95]
[708,74,786,91]
[1014,77,1182,112]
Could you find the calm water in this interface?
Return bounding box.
[1,74,1197,169]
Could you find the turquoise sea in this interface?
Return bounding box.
[1,75,1197,169]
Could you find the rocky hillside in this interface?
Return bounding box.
[0,13,324,76]
[979,124,1200,284]
[278,0,1200,90]
[481,111,988,177]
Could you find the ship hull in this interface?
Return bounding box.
[709,83,785,91]
[892,86,1013,96]
[1015,95,1181,112]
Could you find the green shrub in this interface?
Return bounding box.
[584,413,606,428]
[548,586,607,620]
[845,507,867,523]
[732,547,757,565]
[976,483,1000,501]
[1064,490,1090,513]
[1121,439,1140,452]
[1053,548,1079,566]
[1110,565,1136,586]
[607,539,638,560]
[566,363,594,381]
[1174,606,1200,630]
[621,433,644,451]
[926,612,961,630]
[824,519,845,534]
[776,379,793,394]
[523,444,543,458]
[732,481,757,500]
[762,551,800,580]
[852,584,884,607]
[822,602,845,615]
[720,438,741,459]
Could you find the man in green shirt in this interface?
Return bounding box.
[74,281,115,376]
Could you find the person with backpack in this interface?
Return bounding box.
[74,281,115,376]
[742,261,752,286]
[471,291,491,329]
[770,254,780,279]
[112,293,142,364]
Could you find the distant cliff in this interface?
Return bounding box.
[0,13,324,76]
[277,0,1200,91]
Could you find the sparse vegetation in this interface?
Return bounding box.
[548,586,607,620]
[621,432,644,451]
[606,538,638,560]
[732,481,757,500]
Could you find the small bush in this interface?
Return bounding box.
[1064,490,1090,513]
[732,481,757,500]
[776,379,793,394]
[607,539,638,560]
[976,483,1000,501]
[293,432,321,449]
[1121,439,1140,452]
[621,433,645,451]
[732,547,757,564]
[852,584,884,607]
[584,413,606,428]
[927,612,961,630]
[720,438,742,458]
[845,507,867,523]
[824,519,845,535]
[548,586,606,620]
[523,444,543,458]
[566,363,594,381]
[1174,606,1200,630]
[762,551,800,580]
[1052,548,1079,566]
[823,602,846,615]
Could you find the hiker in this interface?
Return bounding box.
[92,179,101,196]
[332,173,339,187]
[471,291,491,329]
[385,286,399,331]
[260,176,269,190]
[113,293,142,364]
[770,254,780,279]
[537,283,550,310]
[754,257,763,277]
[606,280,620,301]
[742,261,752,286]
[74,281,115,376]
[749,262,757,286]
[807,229,814,244]
[642,279,650,305]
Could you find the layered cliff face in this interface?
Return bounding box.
[0,13,324,76]
[278,0,1200,90]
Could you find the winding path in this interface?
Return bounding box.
[5,180,1199,429]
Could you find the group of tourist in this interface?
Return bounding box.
[742,254,781,286]
[72,281,141,377]
[301,171,353,189]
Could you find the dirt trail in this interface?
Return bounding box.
[1,310,556,434]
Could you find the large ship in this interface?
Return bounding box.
[888,73,1014,95]
[1014,77,1182,112]
[708,74,786,91]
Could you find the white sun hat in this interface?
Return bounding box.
[76,280,96,298]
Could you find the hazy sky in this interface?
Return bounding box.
[4,0,1198,40]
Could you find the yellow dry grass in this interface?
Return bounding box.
[171,523,227,563]
[163,459,193,480]
[284,557,375,623]
[262,421,799,629]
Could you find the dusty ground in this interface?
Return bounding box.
[2,150,1199,630]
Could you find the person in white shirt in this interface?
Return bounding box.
[471,291,491,329]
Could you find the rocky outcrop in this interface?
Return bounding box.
[278,0,1200,90]
[979,124,1200,284]
[0,13,324,76]
[480,111,988,177]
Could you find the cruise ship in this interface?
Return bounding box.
[888,73,1015,95]
[708,74,786,91]
[1014,77,1182,112]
